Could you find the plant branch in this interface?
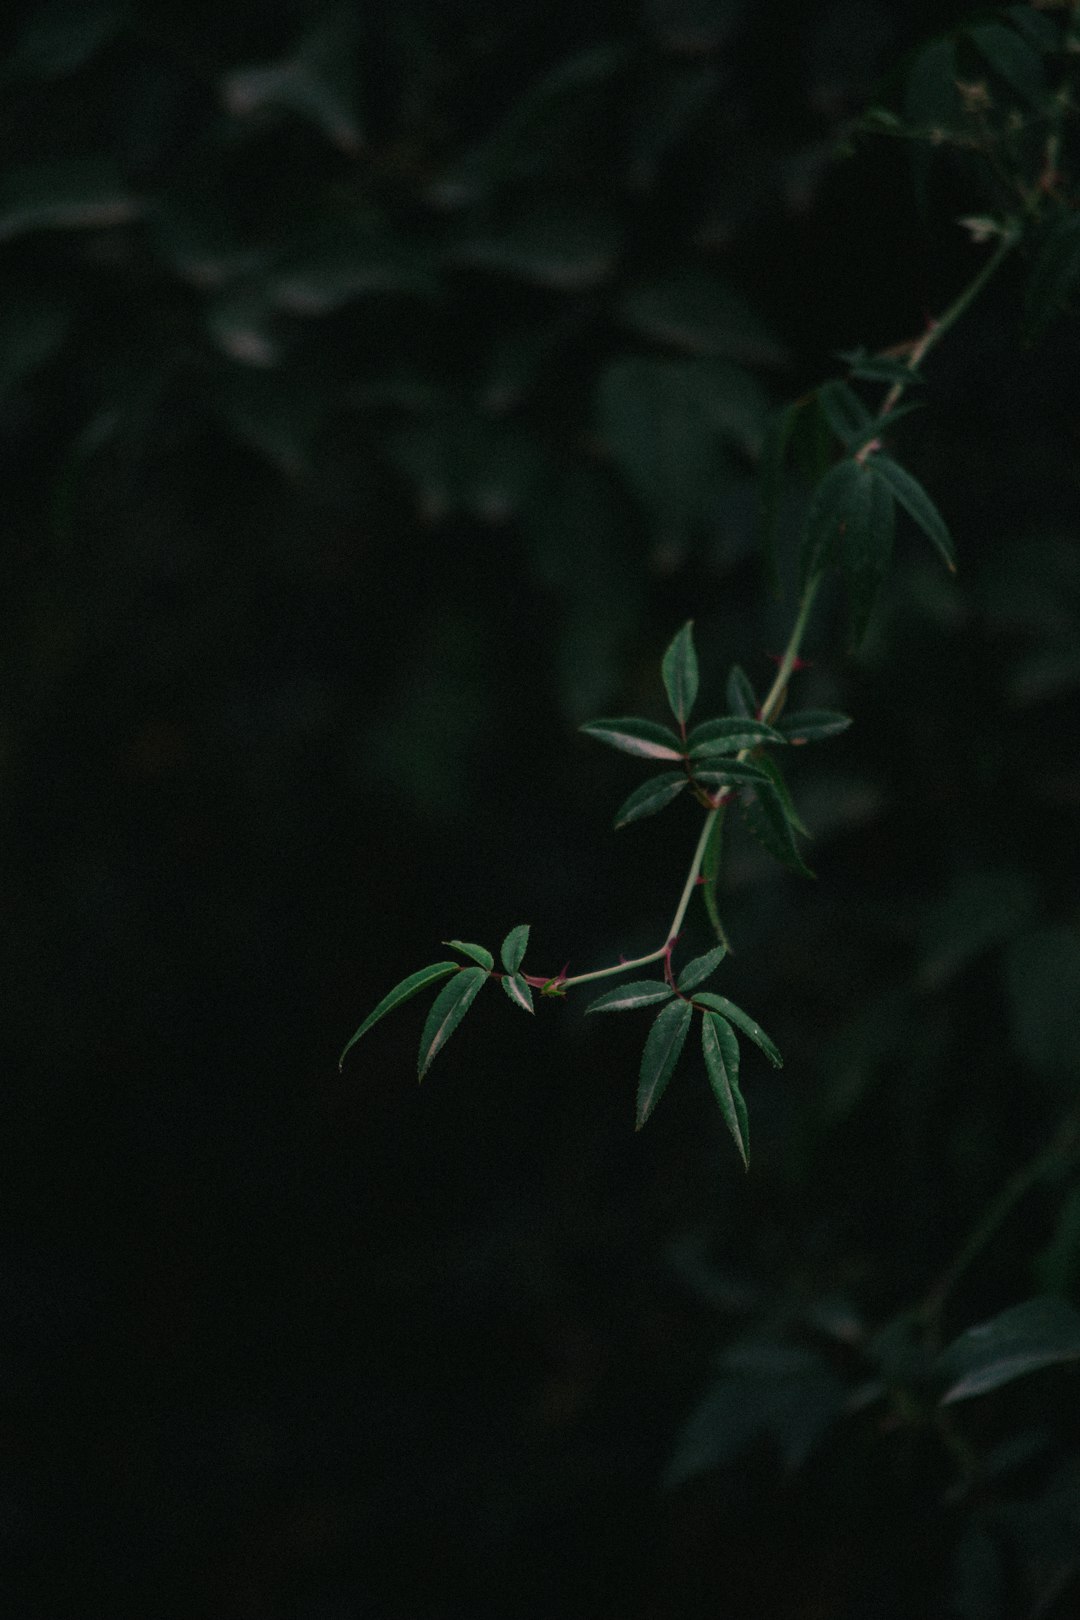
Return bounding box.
[534,232,1017,999]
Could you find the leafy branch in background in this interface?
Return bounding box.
[341,3,1080,1174]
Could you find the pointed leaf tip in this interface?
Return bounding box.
[580,716,685,760]
[636,998,693,1127]
[701,1012,749,1168]
[501,971,535,1013]
[444,938,494,971]
[418,965,488,1077]
[661,620,699,727]
[339,960,460,1069]
[500,923,530,973]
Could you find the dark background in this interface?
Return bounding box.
[5,2,1080,1616]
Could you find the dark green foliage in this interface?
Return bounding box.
[10,3,1080,1617]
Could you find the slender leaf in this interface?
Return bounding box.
[939,1297,1080,1404]
[801,458,864,584]
[339,961,460,1069]
[500,923,530,973]
[702,1012,749,1168]
[580,716,685,760]
[726,664,758,719]
[444,938,494,971]
[694,993,783,1069]
[693,759,772,788]
[700,804,731,946]
[662,620,699,726]
[676,944,728,992]
[967,21,1047,108]
[586,980,674,1014]
[868,453,955,573]
[839,347,923,388]
[817,378,873,447]
[777,709,852,744]
[754,753,809,837]
[501,972,535,1013]
[740,780,815,878]
[846,471,897,628]
[636,998,693,1128]
[418,965,488,1077]
[614,772,688,828]
[687,716,785,754]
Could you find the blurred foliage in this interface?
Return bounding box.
[5,1,1080,1617]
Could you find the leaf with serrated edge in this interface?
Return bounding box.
[614,772,687,829]
[636,999,693,1128]
[755,753,809,837]
[500,923,530,973]
[676,943,727,992]
[339,961,460,1069]
[868,453,956,573]
[586,980,674,1014]
[501,972,534,1013]
[687,716,785,754]
[444,939,494,970]
[418,965,488,1077]
[739,779,815,878]
[694,992,783,1068]
[777,709,851,744]
[580,716,684,760]
[661,620,699,726]
[702,1012,749,1168]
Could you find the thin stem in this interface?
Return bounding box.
[869,225,1019,430]
[538,232,1017,999]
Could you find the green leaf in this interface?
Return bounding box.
[726,665,758,719]
[967,21,1047,109]
[693,759,772,788]
[700,804,731,946]
[580,716,685,760]
[500,924,530,973]
[801,459,863,585]
[816,379,874,448]
[586,980,674,1014]
[841,463,895,647]
[939,1297,1080,1404]
[687,716,785,755]
[740,779,814,878]
[444,939,494,971]
[339,961,461,1069]
[701,1012,749,1168]
[753,753,809,837]
[676,944,728,992]
[501,972,535,1014]
[839,347,923,388]
[694,993,783,1069]
[418,965,489,1077]
[614,772,688,828]
[867,453,955,573]
[636,998,693,1128]
[661,620,699,726]
[776,709,852,744]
